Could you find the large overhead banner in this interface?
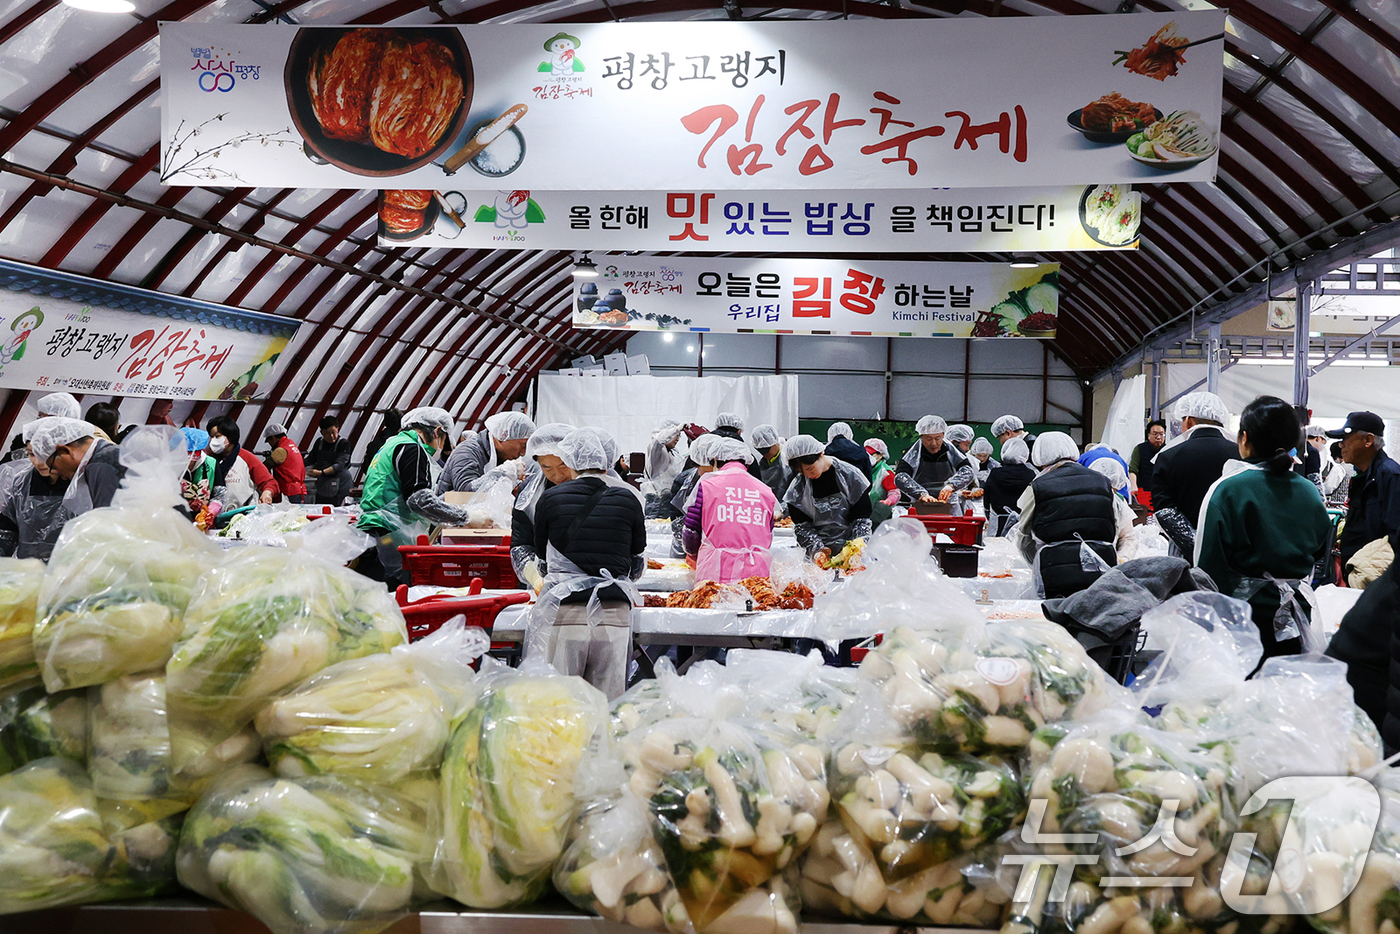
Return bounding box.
[160,13,1223,191]
[376,185,1141,251]
[0,260,298,400]
[571,257,1061,339]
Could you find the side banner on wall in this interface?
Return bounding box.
[377,185,1141,251]
[0,260,299,400]
[572,257,1061,339]
[160,13,1223,190]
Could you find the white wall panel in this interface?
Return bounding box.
[798,374,888,419]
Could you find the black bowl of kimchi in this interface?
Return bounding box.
[286,26,473,177]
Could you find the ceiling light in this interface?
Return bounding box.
[685,345,695,353]
[662,333,674,342]
[1009,253,1039,269]
[62,0,136,12]
[571,254,598,278]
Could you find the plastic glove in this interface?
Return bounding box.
[523,560,544,595]
[881,490,900,507]
[814,547,834,569]
[936,487,954,503]
[502,457,528,481]
[207,501,224,518]
[918,493,936,504]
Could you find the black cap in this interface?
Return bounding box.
[1326,412,1386,439]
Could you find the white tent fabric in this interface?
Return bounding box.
[535,374,799,458]
[1099,374,1146,459]
[1165,363,1400,421]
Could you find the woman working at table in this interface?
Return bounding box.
[682,437,776,583]
[781,434,873,559]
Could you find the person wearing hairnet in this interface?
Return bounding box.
[895,415,976,505]
[983,437,1034,536]
[1013,432,1137,598]
[969,437,999,487]
[682,437,776,582]
[825,422,874,481]
[36,392,81,421]
[991,414,1037,450]
[1088,456,1131,501]
[1150,392,1240,558]
[530,427,647,699]
[945,425,976,455]
[0,420,75,559]
[663,433,719,557]
[263,422,307,504]
[355,407,478,585]
[713,412,745,438]
[864,438,900,527]
[207,415,277,508]
[783,434,873,559]
[644,420,686,517]
[1079,443,1131,500]
[437,411,535,494]
[179,427,219,521]
[509,423,575,592]
[750,424,791,502]
[29,416,124,517]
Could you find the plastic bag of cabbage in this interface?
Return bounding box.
[0,756,183,914]
[431,660,608,909]
[33,428,222,692]
[0,558,44,694]
[165,521,407,777]
[0,684,88,775]
[177,765,431,934]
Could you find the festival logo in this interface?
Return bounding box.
[0,306,43,374]
[539,32,585,75]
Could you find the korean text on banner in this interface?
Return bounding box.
[0,260,297,400]
[160,14,1224,191]
[377,185,1142,251]
[572,257,1061,339]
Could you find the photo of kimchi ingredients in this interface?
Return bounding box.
[1113,22,1222,81]
[379,189,436,236]
[1080,93,1158,134]
[291,27,472,174]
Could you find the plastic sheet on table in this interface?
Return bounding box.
[957,569,1035,601]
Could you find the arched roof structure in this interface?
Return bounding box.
[0,0,1398,446]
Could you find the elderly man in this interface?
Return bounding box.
[1151,392,1240,558]
[895,415,976,504]
[1329,412,1400,571]
[826,422,873,481]
[28,416,123,515]
[991,415,1038,451]
[1015,432,1138,598]
[437,411,535,493]
[945,425,976,455]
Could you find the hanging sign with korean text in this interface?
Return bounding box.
[160,13,1223,191]
[0,260,298,400]
[376,185,1141,250]
[572,257,1062,339]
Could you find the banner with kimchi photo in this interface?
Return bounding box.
[376,185,1142,251]
[0,260,298,401]
[160,12,1223,191]
[571,256,1061,339]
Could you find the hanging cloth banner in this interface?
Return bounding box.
[572,256,1062,339]
[160,12,1223,191]
[0,259,298,400]
[376,185,1141,251]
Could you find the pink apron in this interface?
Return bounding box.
[696,462,777,583]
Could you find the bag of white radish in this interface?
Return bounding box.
[254,617,486,784]
[33,428,221,691]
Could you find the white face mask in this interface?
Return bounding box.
[208,437,228,455]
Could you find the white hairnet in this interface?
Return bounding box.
[750,424,781,449]
[1001,437,1030,465]
[710,437,755,465]
[263,422,288,440]
[864,438,889,460]
[991,415,1025,437]
[402,406,455,437]
[20,419,43,444]
[29,417,97,461]
[652,419,683,445]
[36,392,81,420]
[484,411,536,441]
[525,422,573,461]
[1306,424,1327,440]
[688,433,721,466]
[783,434,825,461]
[715,412,744,430]
[946,424,975,444]
[1089,456,1128,489]
[559,427,610,473]
[916,415,947,436]
[587,426,619,467]
[970,437,994,457]
[1032,431,1080,468]
[1174,392,1231,425]
[827,422,854,442]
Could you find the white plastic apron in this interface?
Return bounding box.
[375,457,441,578]
[63,440,99,515]
[524,544,640,662]
[1233,573,1321,651]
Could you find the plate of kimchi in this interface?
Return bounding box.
[286,27,472,176]
[1067,93,1160,144]
[378,190,440,241]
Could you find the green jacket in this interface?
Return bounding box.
[357,429,434,537]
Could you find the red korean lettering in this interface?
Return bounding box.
[726,95,772,175]
[792,276,832,318]
[668,192,716,241]
[861,91,945,175]
[945,105,1029,162]
[680,105,738,169]
[840,269,887,315]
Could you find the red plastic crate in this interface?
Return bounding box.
[912,514,986,546]
[849,632,884,664]
[395,581,531,643]
[398,542,518,588]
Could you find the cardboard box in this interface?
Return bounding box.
[626,354,651,375]
[604,352,628,375]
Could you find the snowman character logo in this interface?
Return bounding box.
[539,33,585,76]
[0,307,43,370]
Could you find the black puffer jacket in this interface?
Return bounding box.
[826,436,874,481]
[1329,565,1394,741]
[534,476,646,604]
